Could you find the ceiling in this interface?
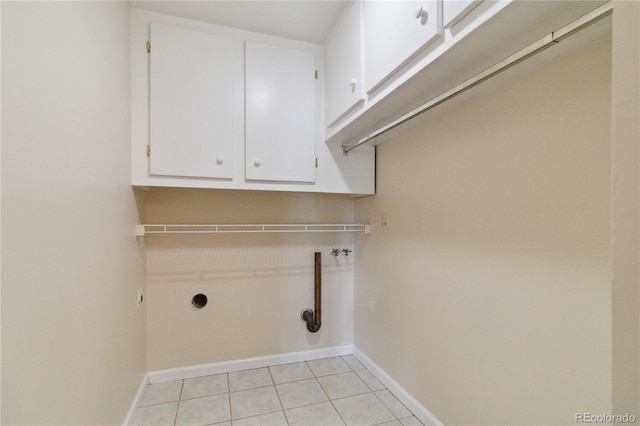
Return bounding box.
[129,1,350,45]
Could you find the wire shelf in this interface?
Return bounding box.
[136,223,370,236]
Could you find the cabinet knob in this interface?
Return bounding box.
[350,78,357,87]
[216,156,224,165]
[254,159,262,167]
[415,6,428,23]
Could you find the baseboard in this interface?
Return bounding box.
[148,344,354,384]
[122,372,149,426]
[353,346,443,426]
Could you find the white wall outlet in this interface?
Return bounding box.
[372,212,391,231]
[380,213,390,230]
[136,288,144,309]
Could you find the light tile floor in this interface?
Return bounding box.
[132,355,425,426]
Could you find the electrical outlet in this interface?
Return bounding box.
[380,214,390,230]
[372,212,391,231]
[136,288,143,309]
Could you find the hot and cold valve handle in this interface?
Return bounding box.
[330,248,352,256]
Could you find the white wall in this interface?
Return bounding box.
[145,188,356,371]
[1,2,146,424]
[354,34,612,425]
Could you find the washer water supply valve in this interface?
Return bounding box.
[330,247,353,256]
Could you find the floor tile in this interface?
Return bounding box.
[130,355,424,426]
[175,393,230,426]
[269,362,314,384]
[285,401,346,426]
[132,402,178,426]
[318,372,370,400]
[230,386,282,419]
[342,355,365,371]
[182,374,228,399]
[400,416,425,425]
[276,378,328,409]
[375,389,412,419]
[229,368,273,391]
[332,393,395,426]
[232,410,288,426]
[355,369,385,391]
[307,357,351,377]
[140,380,183,406]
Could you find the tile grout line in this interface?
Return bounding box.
[341,355,419,424]
[267,364,291,425]
[372,388,414,422]
[172,379,185,426]
[228,368,285,424]
[226,373,233,425]
[316,357,351,426]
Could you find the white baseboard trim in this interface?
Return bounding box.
[148,344,354,384]
[353,346,443,426]
[122,372,149,426]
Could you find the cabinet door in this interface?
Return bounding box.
[364,0,442,93]
[325,1,364,126]
[443,0,483,28]
[149,23,243,179]
[245,42,316,183]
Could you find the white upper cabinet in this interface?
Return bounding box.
[245,42,317,183]
[364,0,443,93]
[326,0,605,146]
[324,1,364,126]
[132,2,607,195]
[131,9,376,195]
[443,0,483,28]
[149,23,243,179]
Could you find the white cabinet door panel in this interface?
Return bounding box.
[245,42,316,183]
[443,0,483,28]
[364,0,442,93]
[325,1,364,126]
[149,23,242,179]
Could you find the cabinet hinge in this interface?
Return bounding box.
[146,145,151,157]
[146,42,151,54]
[314,70,318,80]
[315,157,318,168]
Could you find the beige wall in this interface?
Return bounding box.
[1,2,146,424]
[145,188,356,370]
[611,0,640,417]
[0,2,633,424]
[1,1,3,421]
[354,34,613,425]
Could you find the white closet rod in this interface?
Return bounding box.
[342,2,613,153]
[136,223,370,236]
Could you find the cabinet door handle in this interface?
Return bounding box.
[350,78,357,87]
[415,6,428,24]
[254,159,262,167]
[216,156,225,165]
